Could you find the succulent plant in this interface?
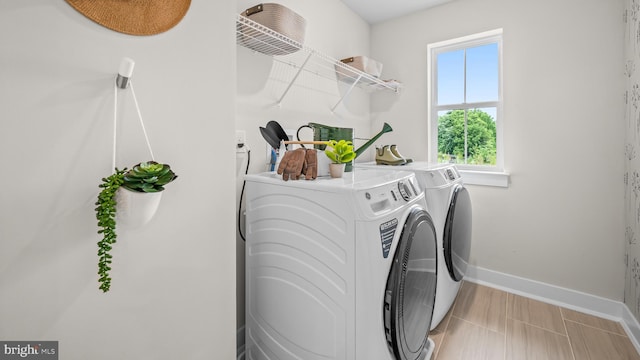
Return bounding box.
[324,139,356,164]
[122,161,178,193]
[95,161,178,292]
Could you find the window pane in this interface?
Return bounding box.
[467,108,496,165]
[466,43,499,103]
[437,50,464,105]
[437,109,465,164]
[437,108,497,165]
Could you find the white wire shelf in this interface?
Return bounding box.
[235,14,401,110]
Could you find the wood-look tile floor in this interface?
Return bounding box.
[429,281,640,360]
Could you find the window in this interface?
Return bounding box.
[428,29,507,186]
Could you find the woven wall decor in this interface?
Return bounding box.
[65,0,191,36]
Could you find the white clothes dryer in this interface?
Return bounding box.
[354,162,472,330]
[244,169,437,360]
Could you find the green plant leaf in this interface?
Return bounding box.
[324,139,355,164]
[95,168,126,293]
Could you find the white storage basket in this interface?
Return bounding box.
[238,3,306,56]
[340,56,383,78]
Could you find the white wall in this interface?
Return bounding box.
[371,0,625,299]
[235,0,386,328]
[0,1,236,359]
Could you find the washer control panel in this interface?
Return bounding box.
[359,176,421,215]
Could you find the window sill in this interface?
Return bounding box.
[458,169,510,188]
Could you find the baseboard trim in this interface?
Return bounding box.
[465,265,640,353]
[622,304,640,353]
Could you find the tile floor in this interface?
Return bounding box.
[429,281,640,360]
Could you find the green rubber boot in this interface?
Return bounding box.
[376,145,406,165]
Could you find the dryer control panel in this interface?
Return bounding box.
[445,167,458,181]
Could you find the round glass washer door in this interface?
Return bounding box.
[444,185,472,281]
[384,208,438,360]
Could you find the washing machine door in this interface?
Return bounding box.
[384,208,437,360]
[444,184,472,281]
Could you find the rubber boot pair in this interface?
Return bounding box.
[375,145,413,165]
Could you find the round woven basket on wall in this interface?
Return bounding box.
[65,0,191,36]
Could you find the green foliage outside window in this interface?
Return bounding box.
[438,109,496,165]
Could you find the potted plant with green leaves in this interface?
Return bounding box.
[95,161,177,292]
[324,139,356,178]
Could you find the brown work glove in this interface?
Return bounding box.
[277,148,306,181]
[302,149,317,180]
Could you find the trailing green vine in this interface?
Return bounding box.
[95,168,126,293]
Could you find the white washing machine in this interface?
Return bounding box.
[244,169,437,360]
[355,162,472,329]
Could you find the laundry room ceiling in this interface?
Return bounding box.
[341,0,453,24]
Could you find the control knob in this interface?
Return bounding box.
[397,181,412,201]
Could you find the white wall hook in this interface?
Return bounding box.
[116,57,135,89]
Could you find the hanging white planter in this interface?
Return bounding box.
[95,59,181,293]
[115,187,163,228]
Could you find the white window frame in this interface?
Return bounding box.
[427,29,509,187]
